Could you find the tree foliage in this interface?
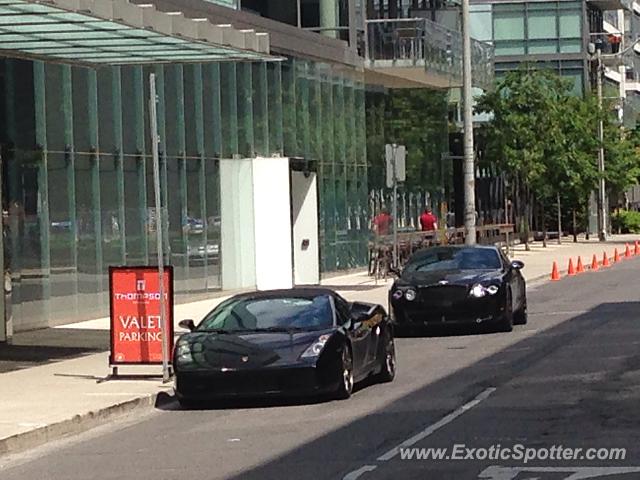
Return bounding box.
[476,66,640,238]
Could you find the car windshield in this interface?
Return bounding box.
[404,248,502,273]
[196,295,335,332]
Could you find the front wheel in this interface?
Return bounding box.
[514,299,528,325]
[376,333,396,383]
[334,347,354,400]
[496,289,514,332]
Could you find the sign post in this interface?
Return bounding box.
[386,144,406,269]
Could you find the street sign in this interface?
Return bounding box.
[109,266,174,369]
[386,144,406,188]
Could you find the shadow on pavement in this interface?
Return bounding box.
[214,300,640,480]
[0,328,108,373]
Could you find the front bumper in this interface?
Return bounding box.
[391,295,506,327]
[174,364,340,400]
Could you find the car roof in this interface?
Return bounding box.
[407,245,501,260]
[229,287,340,301]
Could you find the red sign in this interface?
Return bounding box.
[109,266,174,365]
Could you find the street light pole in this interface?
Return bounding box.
[596,49,607,242]
[462,0,476,245]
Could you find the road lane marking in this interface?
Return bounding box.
[479,465,640,480]
[342,465,377,479]
[376,387,496,462]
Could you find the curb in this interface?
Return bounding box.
[0,390,176,457]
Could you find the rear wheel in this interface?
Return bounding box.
[376,333,396,383]
[334,347,354,400]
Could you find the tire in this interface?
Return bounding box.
[334,346,354,400]
[177,397,200,410]
[514,299,528,325]
[496,289,514,332]
[376,332,396,383]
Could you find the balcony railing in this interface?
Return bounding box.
[366,18,494,88]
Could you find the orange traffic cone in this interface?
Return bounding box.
[591,254,599,271]
[567,258,576,276]
[614,248,621,263]
[551,261,561,281]
[602,251,611,267]
[625,244,632,259]
[635,241,640,256]
[576,256,585,274]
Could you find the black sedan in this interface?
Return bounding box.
[173,288,396,407]
[389,246,527,333]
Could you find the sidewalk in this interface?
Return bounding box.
[1,234,639,457]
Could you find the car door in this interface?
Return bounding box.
[335,296,371,378]
[502,251,524,311]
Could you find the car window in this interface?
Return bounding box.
[405,248,502,272]
[197,295,334,332]
[333,295,351,325]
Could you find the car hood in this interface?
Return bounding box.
[175,328,336,370]
[398,269,503,287]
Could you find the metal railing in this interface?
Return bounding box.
[366,18,494,88]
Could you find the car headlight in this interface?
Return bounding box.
[175,341,194,364]
[486,285,499,295]
[470,284,486,298]
[470,284,500,298]
[404,288,417,301]
[300,334,332,358]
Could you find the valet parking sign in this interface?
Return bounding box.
[109,266,174,366]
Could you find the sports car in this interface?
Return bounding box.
[173,288,396,407]
[389,245,527,333]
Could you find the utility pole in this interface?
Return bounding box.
[462,0,476,245]
[596,49,607,242]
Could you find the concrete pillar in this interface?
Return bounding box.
[320,0,338,38]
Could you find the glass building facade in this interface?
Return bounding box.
[2,56,370,331]
[470,1,586,95]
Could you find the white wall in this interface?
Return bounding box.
[291,171,320,285]
[220,158,257,290]
[252,157,294,291]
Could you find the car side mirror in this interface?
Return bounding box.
[389,266,401,277]
[178,319,196,331]
[511,260,524,270]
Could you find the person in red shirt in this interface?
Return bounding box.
[420,207,438,231]
[373,209,392,236]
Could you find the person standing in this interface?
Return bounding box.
[419,206,438,232]
[372,208,392,236]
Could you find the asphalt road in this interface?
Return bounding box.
[2,259,640,480]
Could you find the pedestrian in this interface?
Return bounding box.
[372,208,392,236]
[419,206,438,232]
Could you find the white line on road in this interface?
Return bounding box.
[342,465,378,480]
[377,387,496,462]
[341,387,497,480]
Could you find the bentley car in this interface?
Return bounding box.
[173,288,396,407]
[389,246,527,333]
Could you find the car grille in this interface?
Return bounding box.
[418,285,468,303]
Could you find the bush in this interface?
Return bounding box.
[612,210,640,233]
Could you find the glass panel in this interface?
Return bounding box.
[494,13,525,41]
[45,63,78,322]
[527,11,557,39]
[470,7,493,42]
[204,159,221,291]
[494,41,526,56]
[528,40,558,54]
[560,39,582,53]
[559,12,581,38]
